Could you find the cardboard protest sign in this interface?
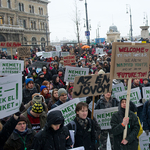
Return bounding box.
[73,74,112,98]
[17,46,31,57]
[139,132,150,150]
[94,107,118,130]
[142,87,150,101]
[0,42,21,48]
[42,52,51,58]
[63,55,76,66]
[96,48,103,54]
[64,66,89,82]
[0,59,24,75]
[55,45,61,51]
[45,45,52,52]
[61,52,69,57]
[51,51,59,57]
[0,73,22,119]
[112,82,125,97]
[30,61,50,68]
[114,87,142,107]
[48,98,80,125]
[110,43,150,79]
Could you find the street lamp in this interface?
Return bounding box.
[45,14,49,46]
[126,4,133,41]
[97,22,101,44]
[143,12,148,26]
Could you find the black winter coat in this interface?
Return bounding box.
[51,68,58,76]
[32,110,72,150]
[67,117,95,150]
[35,77,47,86]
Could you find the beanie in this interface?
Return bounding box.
[53,120,63,125]
[40,85,47,92]
[58,88,67,97]
[38,71,44,77]
[32,102,43,114]
[25,78,33,85]
[19,115,27,123]
[32,95,43,104]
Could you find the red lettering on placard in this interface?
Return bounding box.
[116,72,147,78]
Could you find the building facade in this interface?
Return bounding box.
[0,0,50,49]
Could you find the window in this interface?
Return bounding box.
[0,16,3,25]
[32,37,37,45]
[0,35,6,42]
[39,8,41,14]
[29,5,31,13]
[43,23,44,29]
[41,37,45,48]
[22,4,24,11]
[23,20,26,28]
[7,0,11,8]
[24,37,27,45]
[41,8,43,15]
[31,21,33,29]
[40,22,42,30]
[10,17,13,25]
[34,21,36,29]
[32,6,34,13]
[19,3,21,11]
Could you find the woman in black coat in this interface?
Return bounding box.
[32,110,72,150]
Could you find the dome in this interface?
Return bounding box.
[109,25,118,32]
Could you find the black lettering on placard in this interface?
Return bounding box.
[83,87,90,95]
[77,76,92,85]
[74,86,83,96]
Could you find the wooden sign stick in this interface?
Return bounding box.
[123,78,132,139]
[91,96,95,120]
[24,57,26,69]
[11,48,13,60]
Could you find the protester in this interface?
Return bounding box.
[42,66,52,81]
[51,62,59,76]
[32,110,72,150]
[52,74,64,89]
[110,98,140,150]
[67,86,73,100]
[35,71,46,86]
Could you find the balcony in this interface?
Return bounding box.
[0,24,24,31]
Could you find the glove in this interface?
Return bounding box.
[145,130,149,136]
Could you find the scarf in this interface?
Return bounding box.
[77,116,88,130]
[14,127,28,136]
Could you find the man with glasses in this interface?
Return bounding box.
[51,88,68,109]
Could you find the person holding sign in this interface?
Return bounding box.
[110,98,140,150]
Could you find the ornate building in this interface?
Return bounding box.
[106,25,120,43]
[0,0,50,49]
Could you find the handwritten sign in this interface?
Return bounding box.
[0,42,21,48]
[45,46,52,52]
[51,51,59,57]
[42,52,51,58]
[142,87,150,101]
[112,82,125,97]
[73,74,112,98]
[61,52,69,57]
[63,55,76,66]
[96,48,103,54]
[17,46,31,58]
[113,45,149,79]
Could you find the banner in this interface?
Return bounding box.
[96,48,103,54]
[61,52,69,57]
[73,74,112,98]
[51,51,59,57]
[112,82,125,97]
[30,61,50,68]
[17,46,31,57]
[0,73,22,119]
[139,132,150,150]
[63,55,76,66]
[142,87,150,101]
[48,98,80,125]
[0,42,21,48]
[94,107,118,130]
[0,59,24,75]
[64,66,89,82]
[114,87,142,107]
[36,51,43,57]
[42,52,51,58]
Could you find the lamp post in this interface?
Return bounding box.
[97,22,101,44]
[143,12,148,26]
[45,14,49,46]
[126,4,133,41]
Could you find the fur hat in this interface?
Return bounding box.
[58,88,67,97]
[32,95,43,103]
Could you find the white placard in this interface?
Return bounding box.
[55,45,62,51]
[96,48,103,54]
[36,51,43,57]
[0,59,24,75]
[0,73,22,119]
[112,82,125,97]
[42,52,51,58]
[61,52,69,57]
[142,87,150,101]
[139,132,150,150]
[51,51,59,57]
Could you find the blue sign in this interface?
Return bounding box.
[85,31,90,36]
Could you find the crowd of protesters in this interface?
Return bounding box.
[0,42,150,150]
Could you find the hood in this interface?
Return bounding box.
[52,74,59,84]
[45,110,64,130]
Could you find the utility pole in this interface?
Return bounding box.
[46,22,48,46]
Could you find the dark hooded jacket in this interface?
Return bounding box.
[52,75,64,89]
[32,110,72,150]
[110,100,140,150]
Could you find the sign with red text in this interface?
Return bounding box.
[17,46,31,58]
[0,42,21,48]
[113,45,149,79]
[63,55,76,66]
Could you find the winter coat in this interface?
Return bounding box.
[0,116,19,150]
[51,67,58,76]
[22,106,47,130]
[35,77,47,86]
[110,106,140,150]
[51,99,69,109]
[52,75,64,89]
[44,70,52,81]
[66,117,95,150]
[3,128,36,150]
[22,87,38,104]
[143,100,150,130]
[32,110,72,150]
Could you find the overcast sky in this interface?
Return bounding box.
[48,0,150,42]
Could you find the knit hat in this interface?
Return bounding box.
[19,115,27,123]
[32,102,43,113]
[40,85,47,92]
[25,78,33,85]
[32,95,43,103]
[58,88,67,97]
[53,120,63,125]
[38,71,44,77]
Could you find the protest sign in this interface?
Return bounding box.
[0,73,22,119]
[0,42,21,48]
[48,98,80,125]
[17,46,31,58]
[112,82,125,97]
[73,74,112,98]
[36,51,43,57]
[110,43,150,79]
[42,52,51,58]
[139,132,150,150]
[94,107,118,130]
[51,51,59,57]
[96,48,103,54]
[79,97,87,103]
[142,87,150,101]
[30,61,50,68]
[45,45,52,52]
[64,66,89,82]
[55,45,61,51]
[88,101,96,112]
[61,52,69,57]
[63,55,76,66]
[114,87,142,107]
[0,59,24,75]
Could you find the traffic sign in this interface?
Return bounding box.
[85,31,90,36]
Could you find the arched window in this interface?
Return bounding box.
[41,8,43,15]
[23,20,26,28]
[19,3,21,11]
[22,3,24,11]
[24,37,27,45]
[10,17,13,25]
[29,5,31,13]
[41,37,45,48]
[32,37,37,45]
[31,21,33,29]
[0,35,6,41]
[0,16,3,25]
[39,8,41,14]
[32,6,34,13]
[7,0,11,8]
[34,21,36,29]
